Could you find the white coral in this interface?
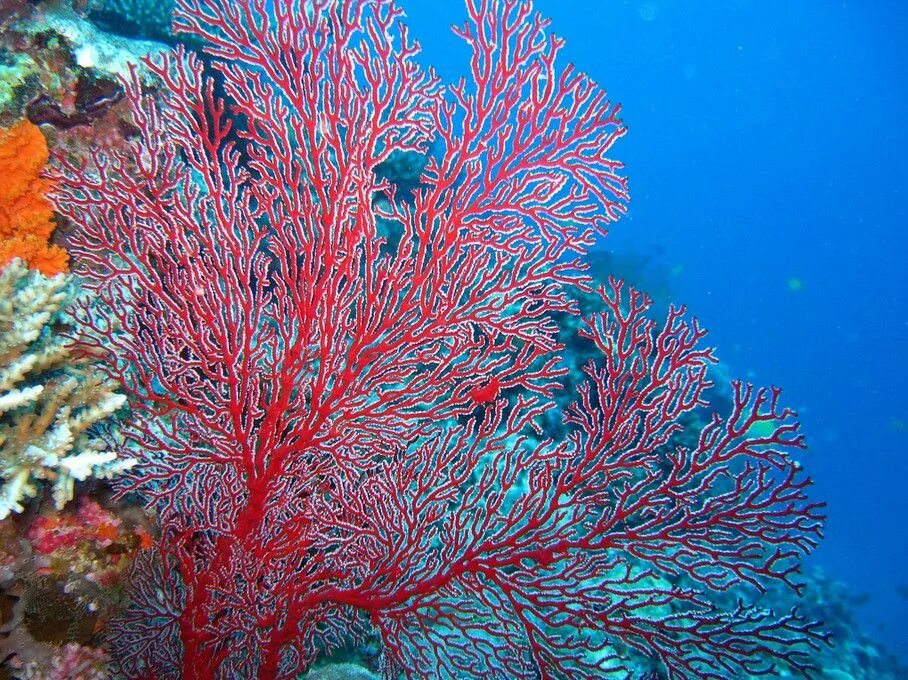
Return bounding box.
[0,259,134,519]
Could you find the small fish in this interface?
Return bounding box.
[787,277,804,293]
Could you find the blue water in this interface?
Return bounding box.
[404,0,908,663]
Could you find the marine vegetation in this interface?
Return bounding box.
[0,121,68,276]
[0,258,131,519]
[53,0,827,677]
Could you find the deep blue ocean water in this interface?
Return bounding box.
[404,0,908,664]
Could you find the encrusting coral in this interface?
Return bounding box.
[0,258,132,518]
[0,497,155,679]
[0,120,69,276]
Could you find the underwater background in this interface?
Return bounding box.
[402,0,908,665]
[0,0,906,676]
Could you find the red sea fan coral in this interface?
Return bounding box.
[52,0,826,677]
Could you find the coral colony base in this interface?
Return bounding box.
[46,0,829,677]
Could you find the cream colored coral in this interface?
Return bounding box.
[0,259,134,519]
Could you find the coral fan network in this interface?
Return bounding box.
[50,0,825,677]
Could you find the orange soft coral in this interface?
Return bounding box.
[0,120,68,275]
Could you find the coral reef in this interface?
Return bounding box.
[0,2,175,263]
[1,634,109,680]
[0,121,67,276]
[0,258,132,519]
[0,49,37,117]
[23,1,166,79]
[0,0,167,175]
[56,0,827,677]
[297,566,908,680]
[0,496,153,678]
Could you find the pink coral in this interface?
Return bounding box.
[19,643,109,680]
[26,500,122,556]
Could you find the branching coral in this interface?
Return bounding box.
[0,121,68,276]
[0,258,132,518]
[55,0,825,676]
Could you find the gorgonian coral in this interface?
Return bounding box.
[54,1,826,677]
